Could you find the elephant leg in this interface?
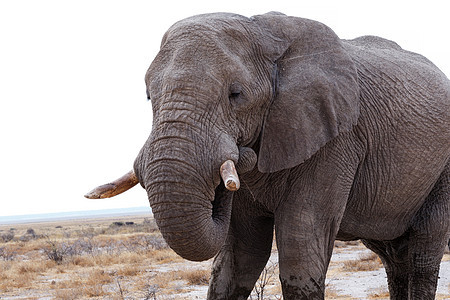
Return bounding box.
[275,200,340,300]
[207,193,274,300]
[407,162,449,299]
[362,238,409,300]
[363,162,449,300]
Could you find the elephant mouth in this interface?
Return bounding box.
[212,180,234,222]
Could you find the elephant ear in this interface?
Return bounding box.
[254,13,360,173]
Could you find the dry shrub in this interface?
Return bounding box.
[0,259,56,292]
[149,268,210,290]
[151,248,182,263]
[1,230,15,242]
[0,246,17,261]
[82,284,106,297]
[53,270,111,297]
[179,269,210,285]
[54,277,83,289]
[134,275,156,291]
[43,240,76,264]
[118,251,142,264]
[93,253,115,266]
[117,264,141,277]
[342,252,382,272]
[151,271,179,289]
[16,261,44,274]
[86,269,114,285]
[20,238,49,253]
[55,264,67,274]
[87,251,144,267]
[0,268,34,290]
[70,255,95,267]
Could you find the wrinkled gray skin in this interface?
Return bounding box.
[132,12,450,299]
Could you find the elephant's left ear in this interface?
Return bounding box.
[254,13,360,173]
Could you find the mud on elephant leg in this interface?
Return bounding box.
[207,192,274,300]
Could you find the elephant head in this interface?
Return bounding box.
[86,12,360,261]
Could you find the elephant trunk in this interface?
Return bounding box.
[137,126,239,261]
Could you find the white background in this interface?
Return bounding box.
[1,0,449,216]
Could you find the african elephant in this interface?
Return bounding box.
[86,12,450,299]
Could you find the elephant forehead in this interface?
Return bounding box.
[162,14,257,54]
[147,42,254,94]
[166,13,251,39]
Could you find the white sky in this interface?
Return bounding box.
[1,0,449,216]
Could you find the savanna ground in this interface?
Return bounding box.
[0,215,448,299]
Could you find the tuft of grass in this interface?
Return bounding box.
[117,264,141,277]
[180,269,210,285]
[82,284,107,297]
[151,248,182,264]
[86,269,114,285]
[342,252,383,272]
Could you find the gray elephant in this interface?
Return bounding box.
[86,12,450,300]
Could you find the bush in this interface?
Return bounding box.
[0,247,17,261]
[75,237,101,256]
[26,228,36,237]
[20,228,38,242]
[1,231,15,243]
[44,240,76,264]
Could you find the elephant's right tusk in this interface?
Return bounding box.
[84,170,139,199]
[220,160,240,191]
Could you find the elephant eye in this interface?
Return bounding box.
[229,92,244,106]
[229,92,241,99]
[229,83,244,105]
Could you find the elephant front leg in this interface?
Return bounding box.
[275,198,341,300]
[207,195,275,300]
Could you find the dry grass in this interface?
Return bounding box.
[0,216,218,299]
[325,286,353,299]
[368,287,390,299]
[0,216,176,298]
[180,268,211,285]
[1,218,448,299]
[342,251,383,272]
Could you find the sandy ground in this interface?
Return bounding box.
[168,243,450,299]
[326,245,449,299]
[146,242,449,299]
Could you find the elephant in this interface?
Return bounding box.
[85,12,450,299]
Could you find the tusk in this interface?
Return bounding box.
[84,170,139,199]
[220,160,240,191]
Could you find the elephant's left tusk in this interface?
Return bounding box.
[220,160,240,191]
[84,170,139,199]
